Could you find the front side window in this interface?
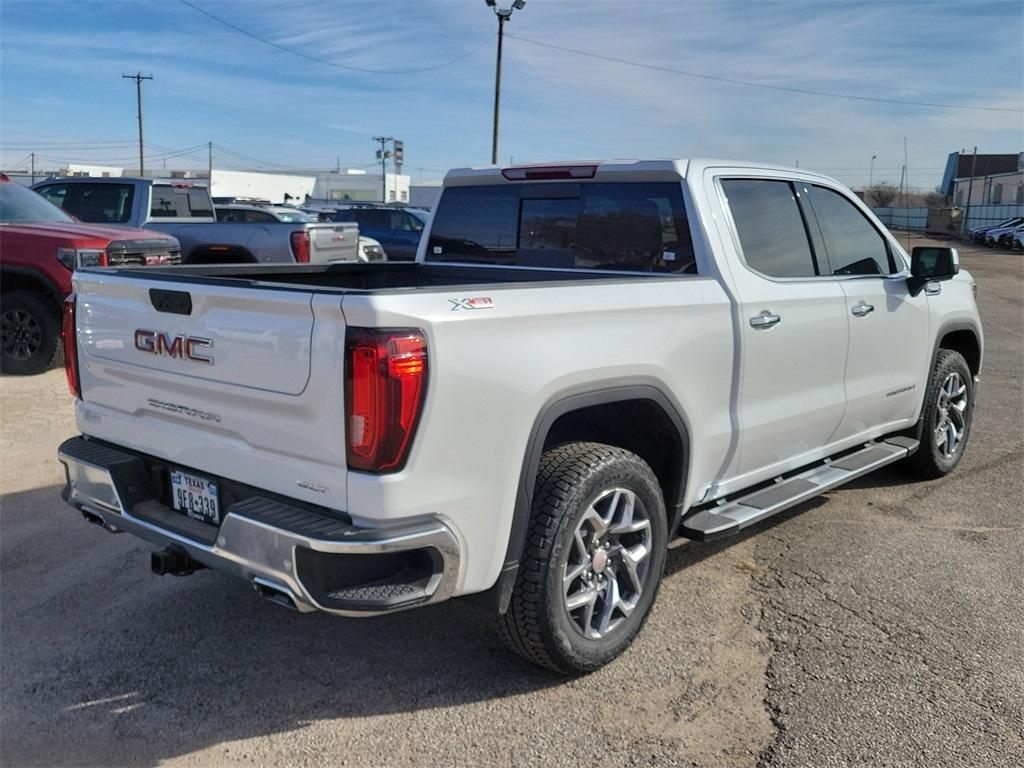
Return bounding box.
[428,182,696,273]
[808,185,894,275]
[37,184,68,209]
[722,179,817,278]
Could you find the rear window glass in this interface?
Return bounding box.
[721,179,818,278]
[427,182,696,273]
[37,183,135,224]
[150,187,213,218]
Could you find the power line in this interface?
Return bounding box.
[179,0,495,75]
[507,33,1024,114]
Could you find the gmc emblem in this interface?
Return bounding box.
[134,329,213,364]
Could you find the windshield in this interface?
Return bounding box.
[0,183,76,224]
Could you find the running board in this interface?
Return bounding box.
[680,437,918,542]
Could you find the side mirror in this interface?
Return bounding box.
[908,246,959,296]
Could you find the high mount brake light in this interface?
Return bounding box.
[62,294,80,398]
[501,165,597,181]
[291,231,311,263]
[345,328,428,473]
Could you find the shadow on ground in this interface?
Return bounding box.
[0,483,843,767]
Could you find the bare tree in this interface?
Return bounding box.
[864,182,899,207]
[923,187,948,208]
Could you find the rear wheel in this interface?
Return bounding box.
[907,349,974,478]
[1,291,62,375]
[496,442,668,674]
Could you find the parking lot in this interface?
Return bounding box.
[0,234,1020,767]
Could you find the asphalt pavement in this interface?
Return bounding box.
[1,235,1020,767]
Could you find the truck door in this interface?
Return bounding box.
[801,183,930,440]
[717,176,849,480]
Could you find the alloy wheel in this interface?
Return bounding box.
[934,371,968,459]
[1,309,43,362]
[562,487,653,640]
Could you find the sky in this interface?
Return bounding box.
[1,0,1021,190]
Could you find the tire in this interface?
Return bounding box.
[496,442,668,674]
[1,291,62,375]
[907,349,974,479]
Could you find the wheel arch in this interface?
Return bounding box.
[0,267,63,300]
[936,322,981,377]
[487,379,691,615]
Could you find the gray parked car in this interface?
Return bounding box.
[217,204,386,262]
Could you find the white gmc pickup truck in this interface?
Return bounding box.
[58,160,982,673]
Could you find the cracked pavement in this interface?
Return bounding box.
[1,235,1020,767]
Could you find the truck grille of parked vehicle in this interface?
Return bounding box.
[105,239,182,267]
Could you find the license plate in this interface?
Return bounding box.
[170,470,220,525]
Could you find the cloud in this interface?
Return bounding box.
[2,0,1020,185]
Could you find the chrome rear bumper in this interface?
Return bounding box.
[58,437,460,616]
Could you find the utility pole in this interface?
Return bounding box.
[961,146,978,237]
[374,136,393,203]
[30,152,35,184]
[485,1,526,165]
[122,72,153,176]
[869,154,877,187]
[207,141,213,182]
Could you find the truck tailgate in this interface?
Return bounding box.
[72,270,349,508]
[309,223,359,263]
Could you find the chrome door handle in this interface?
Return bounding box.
[851,302,875,317]
[749,310,781,328]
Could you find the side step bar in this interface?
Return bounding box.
[680,437,918,541]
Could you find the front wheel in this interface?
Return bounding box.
[496,442,668,674]
[907,349,974,479]
[1,291,62,375]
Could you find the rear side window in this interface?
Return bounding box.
[37,183,135,224]
[150,187,213,218]
[428,182,696,273]
[807,185,894,275]
[722,179,817,278]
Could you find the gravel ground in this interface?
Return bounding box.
[1,235,1020,767]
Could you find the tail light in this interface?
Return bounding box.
[345,328,427,472]
[291,231,311,263]
[62,294,80,398]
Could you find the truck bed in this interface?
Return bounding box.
[101,260,689,293]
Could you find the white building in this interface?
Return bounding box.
[313,169,411,204]
[953,170,1024,206]
[62,164,124,177]
[209,169,315,204]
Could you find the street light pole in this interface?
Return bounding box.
[869,154,877,187]
[486,1,525,165]
[491,13,505,165]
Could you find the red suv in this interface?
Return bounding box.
[0,177,180,374]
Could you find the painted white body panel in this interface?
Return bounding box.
[70,158,984,597]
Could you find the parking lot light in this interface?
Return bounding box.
[486,1,526,165]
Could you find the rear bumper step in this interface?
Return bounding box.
[58,436,461,616]
[680,437,918,541]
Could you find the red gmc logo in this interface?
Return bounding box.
[134,329,213,364]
